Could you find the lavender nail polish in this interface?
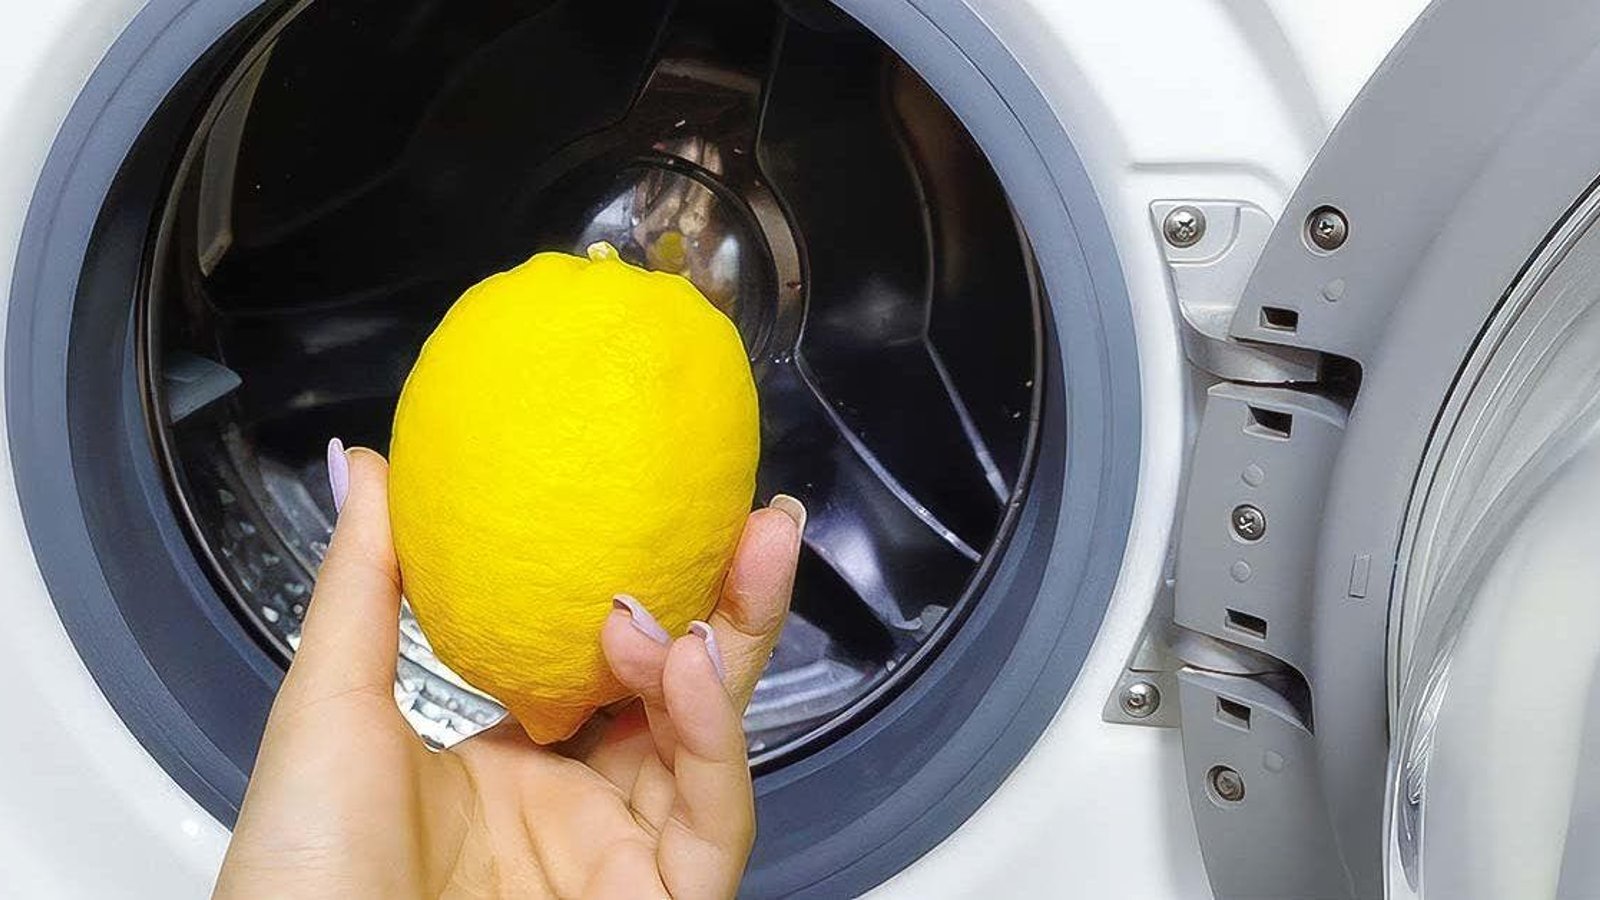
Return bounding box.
[689,620,726,682]
[612,594,670,645]
[326,438,350,512]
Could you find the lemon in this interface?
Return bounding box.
[388,242,759,743]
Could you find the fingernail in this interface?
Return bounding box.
[612,594,670,645]
[689,620,726,682]
[327,438,350,512]
[769,494,807,537]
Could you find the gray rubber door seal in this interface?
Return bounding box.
[5,1,1140,896]
[1172,0,1600,897]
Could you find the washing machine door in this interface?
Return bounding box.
[1164,0,1600,896]
[5,0,1142,896]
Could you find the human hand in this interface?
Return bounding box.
[213,445,802,899]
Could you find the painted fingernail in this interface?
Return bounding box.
[326,438,350,512]
[689,620,726,682]
[769,494,807,537]
[612,594,670,645]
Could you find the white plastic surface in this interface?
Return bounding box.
[0,1,1421,896]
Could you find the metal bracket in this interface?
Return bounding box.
[1104,578,1302,728]
[1102,581,1182,727]
[1107,200,1323,730]
[1107,199,1327,731]
[1151,200,1321,384]
[1114,199,1361,898]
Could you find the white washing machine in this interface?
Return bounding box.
[12,1,1599,898]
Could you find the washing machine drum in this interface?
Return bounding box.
[9,0,1138,896]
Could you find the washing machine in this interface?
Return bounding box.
[11,0,1597,897]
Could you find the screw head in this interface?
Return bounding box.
[1163,206,1206,248]
[1209,765,1246,803]
[1306,206,1348,251]
[1121,681,1161,718]
[1231,504,1266,541]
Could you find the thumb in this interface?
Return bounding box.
[284,440,402,699]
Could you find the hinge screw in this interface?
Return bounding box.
[1209,765,1246,803]
[1231,504,1266,541]
[1163,206,1206,248]
[1120,681,1160,718]
[1306,206,1348,251]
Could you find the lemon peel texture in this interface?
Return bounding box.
[389,242,759,743]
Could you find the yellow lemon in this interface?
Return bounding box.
[388,242,759,743]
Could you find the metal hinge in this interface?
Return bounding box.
[1110,200,1360,899]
